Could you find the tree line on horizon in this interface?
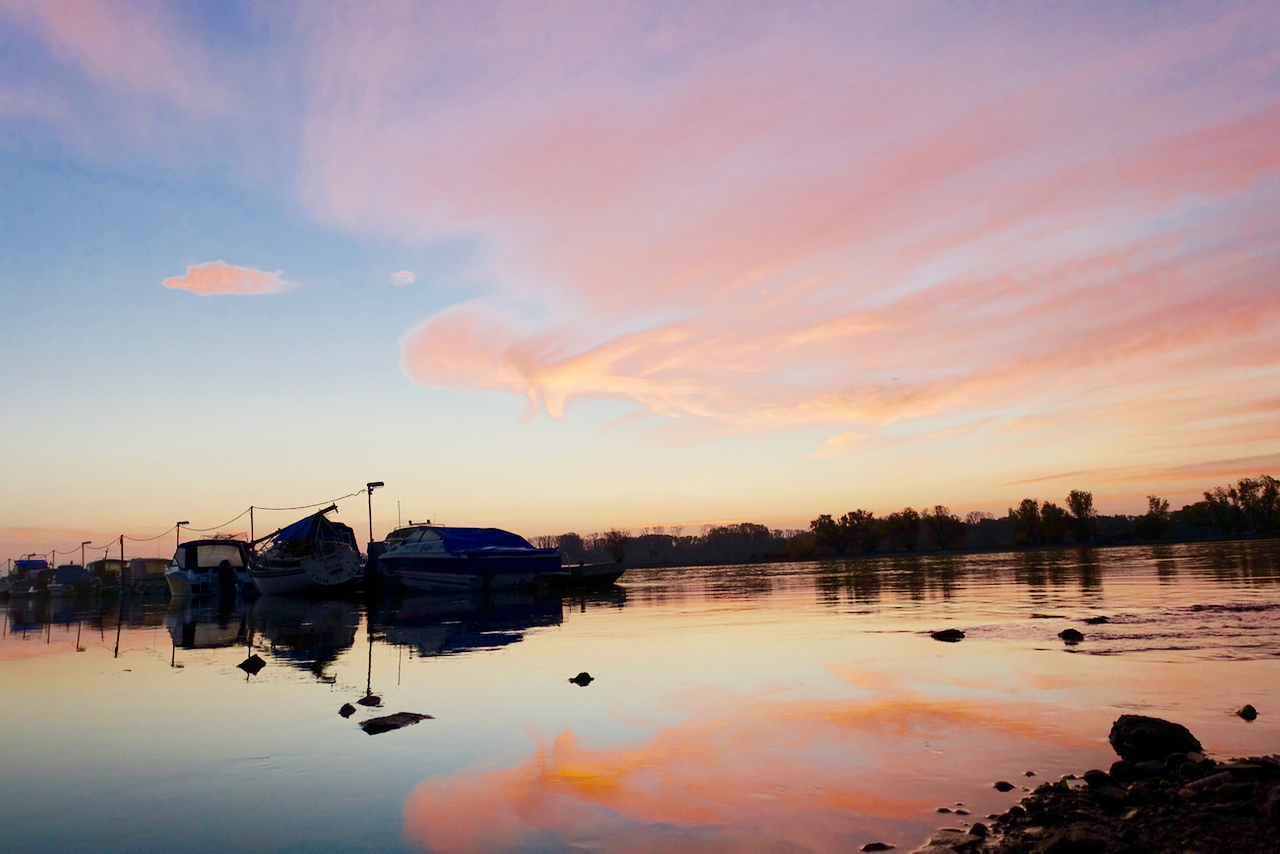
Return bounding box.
[533,474,1279,567]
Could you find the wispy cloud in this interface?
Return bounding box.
[162,261,292,296]
[288,2,1280,468]
[390,270,416,286]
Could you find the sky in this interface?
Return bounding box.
[2,0,1279,563]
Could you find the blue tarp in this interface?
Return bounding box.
[433,527,542,553]
[275,512,358,550]
[15,558,48,571]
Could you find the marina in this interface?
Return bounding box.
[3,540,1278,852]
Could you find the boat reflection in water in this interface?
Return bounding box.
[374,592,565,657]
[165,595,250,650]
[248,595,359,675]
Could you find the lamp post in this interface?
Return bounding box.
[80,540,91,567]
[366,482,385,549]
[176,521,189,551]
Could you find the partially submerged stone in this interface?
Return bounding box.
[1058,628,1084,643]
[1239,704,1259,721]
[930,629,965,642]
[569,672,594,686]
[237,653,266,676]
[1108,714,1202,763]
[338,703,356,718]
[360,711,433,735]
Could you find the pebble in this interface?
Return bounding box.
[1238,704,1259,721]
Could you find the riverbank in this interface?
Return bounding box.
[911,745,1280,853]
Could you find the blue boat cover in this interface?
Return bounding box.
[434,527,542,553]
[275,511,358,550]
[15,558,48,570]
[52,565,95,585]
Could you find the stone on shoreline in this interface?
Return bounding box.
[359,711,434,735]
[1108,714,1203,763]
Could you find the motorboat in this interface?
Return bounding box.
[124,558,170,595]
[377,525,561,592]
[46,565,100,597]
[164,539,253,596]
[87,558,128,593]
[249,505,362,596]
[2,557,48,597]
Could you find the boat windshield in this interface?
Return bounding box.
[195,544,245,569]
[402,528,443,544]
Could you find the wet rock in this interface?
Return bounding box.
[338,703,356,718]
[1083,616,1109,624]
[569,672,594,686]
[1133,760,1169,778]
[1035,826,1108,852]
[1266,785,1280,825]
[930,629,965,642]
[1238,704,1259,721]
[1058,628,1084,643]
[936,807,952,813]
[1108,760,1136,782]
[1093,786,1128,808]
[1082,769,1115,788]
[237,653,266,676]
[1164,752,1188,770]
[861,843,895,852]
[954,808,970,816]
[909,828,980,853]
[1025,770,1036,777]
[357,694,382,707]
[1108,714,1202,763]
[968,822,988,837]
[359,711,434,735]
[995,781,1015,792]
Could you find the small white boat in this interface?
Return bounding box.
[164,539,253,596]
[249,505,362,596]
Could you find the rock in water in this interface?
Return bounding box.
[1084,615,1109,624]
[930,629,965,642]
[357,694,382,707]
[861,843,895,851]
[1058,628,1084,643]
[1238,704,1259,721]
[994,781,1015,792]
[338,703,356,718]
[359,711,434,735]
[569,672,594,686]
[1108,714,1202,763]
[237,653,266,676]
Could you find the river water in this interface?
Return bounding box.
[4,540,1279,852]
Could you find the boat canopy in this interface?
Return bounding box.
[273,512,359,550]
[52,565,95,585]
[15,558,48,571]
[411,526,541,553]
[173,540,250,570]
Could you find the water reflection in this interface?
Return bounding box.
[249,596,359,675]
[374,592,563,657]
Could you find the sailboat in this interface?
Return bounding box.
[249,505,362,595]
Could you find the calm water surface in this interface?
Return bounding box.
[4,541,1280,852]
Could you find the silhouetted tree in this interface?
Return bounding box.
[1203,487,1247,536]
[923,505,964,550]
[603,529,630,562]
[1066,490,1095,542]
[1013,498,1043,545]
[840,510,882,554]
[1235,475,1279,535]
[885,508,922,552]
[1040,501,1068,545]
[1134,495,1171,540]
[809,514,845,555]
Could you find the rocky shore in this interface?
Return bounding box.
[905,715,1280,854]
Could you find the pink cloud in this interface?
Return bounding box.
[0,0,223,107]
[162,261,293,296]
[291,2,1280,478]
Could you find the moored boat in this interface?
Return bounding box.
[377,525,561,592]
[164,539,253,596]
[249,505,362,596]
